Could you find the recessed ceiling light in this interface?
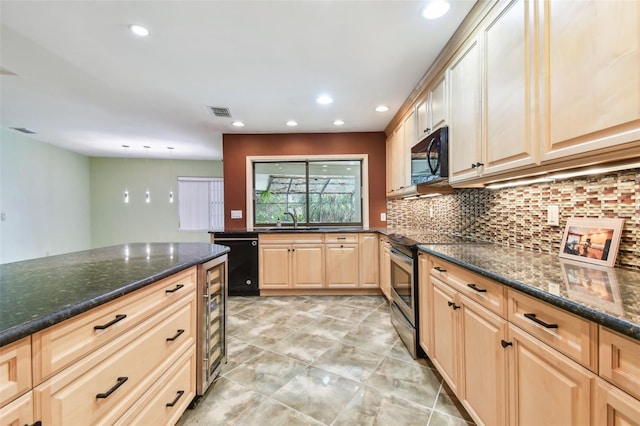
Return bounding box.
[232,121,245,127]
[346,167,352,171]
[375,105,389,112]
[286,120,298,126]
[129,24,150,37]
[421,0,450,19]
[316,95,334,105]
[333,119,345,126]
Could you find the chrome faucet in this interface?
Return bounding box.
[283,210,298,229]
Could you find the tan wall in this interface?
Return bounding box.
[388,168,640,270]
[222,132,387,231]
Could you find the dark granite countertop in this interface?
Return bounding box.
[0,242,229,346]
[418,243,640,341]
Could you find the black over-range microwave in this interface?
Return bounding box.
[410,126,448,185]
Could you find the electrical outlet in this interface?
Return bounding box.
[380,212,387,222]
[429,207,434,218]
[547,205,559,226]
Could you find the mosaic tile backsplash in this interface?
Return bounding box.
[387,169,640,270]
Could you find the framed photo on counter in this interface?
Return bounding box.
[559,217,624,267]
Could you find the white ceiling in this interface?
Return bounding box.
[0,0,476,160]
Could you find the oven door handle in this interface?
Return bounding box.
[390,247,413,267]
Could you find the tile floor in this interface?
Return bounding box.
[177,295,474,426]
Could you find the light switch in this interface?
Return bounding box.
[547,205,559,226]
[230,210,243,219]
[380,212,387,222]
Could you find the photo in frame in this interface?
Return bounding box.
[559,218,624,267]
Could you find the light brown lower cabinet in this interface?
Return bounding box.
[506,323,594,426]
[379,237,391,300]
[0,391,34,426]
[418,253,640,426]
[325,243,359,288]
[459,294,508,426]
[594,377,640,426]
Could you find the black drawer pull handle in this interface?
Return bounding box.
[165,284,184,294]
[467,283,487,293]
[337,237,346,240]
[501,340,513,348]
[166,390,185,407]
[166,329,185,342]
[434,266,447,272]
[524,313,558,329]
[96,376,128,399]
[94,314,126,330]
[447,301,460,310]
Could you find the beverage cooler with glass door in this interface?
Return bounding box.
[196,254,228,396]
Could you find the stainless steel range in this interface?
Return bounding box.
[389,240,419,358]
[387,231,481,359]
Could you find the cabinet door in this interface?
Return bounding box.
[431,277,460,394]
[0,391,34,426]
[291,244,324,288]
[379,239,391,300]
[541,0,640,162]
[0,336,31,407]
[594,377,640,426]
[325,244,359,288]
[258,245,291,289]
[358,234,378,288]
[430,75,447,132]
[506,324,593,426]
[459,295,508,426]
[386,131,396,194]
[448,37,483,183]
[391,124,405,192]
[417,99,429,139]
[417,253,432,356]
[483,0,538,176]
[403,108,418,154]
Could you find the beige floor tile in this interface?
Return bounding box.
[311,342,384,383]
[333,386,432,426]
[271,366,362,424]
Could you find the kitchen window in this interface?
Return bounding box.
[253,160,363,227]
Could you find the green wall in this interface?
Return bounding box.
[89,157,222,248]
[0,128,223,263]
[0,128,91,263]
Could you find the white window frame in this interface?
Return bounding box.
[245,154,369,230]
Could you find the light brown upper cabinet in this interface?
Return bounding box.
[450,0,538,184]
[417,74,447,141]
[482,0,539,177]
[448,36,483,183]
[540,0,640,163]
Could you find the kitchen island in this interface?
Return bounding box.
[0,242,229,425]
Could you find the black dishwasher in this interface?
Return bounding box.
[213,232,259,296]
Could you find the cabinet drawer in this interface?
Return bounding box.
[325,233,358,244]
[0,336,32,407]
[34,298,195,426]
[430,257,506,317]
[0,390,34,426]
[599,327,640,400]
[507,289,597,371]
[259,233,324,244]
[116,347,196,426]
[32,267,196,383]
